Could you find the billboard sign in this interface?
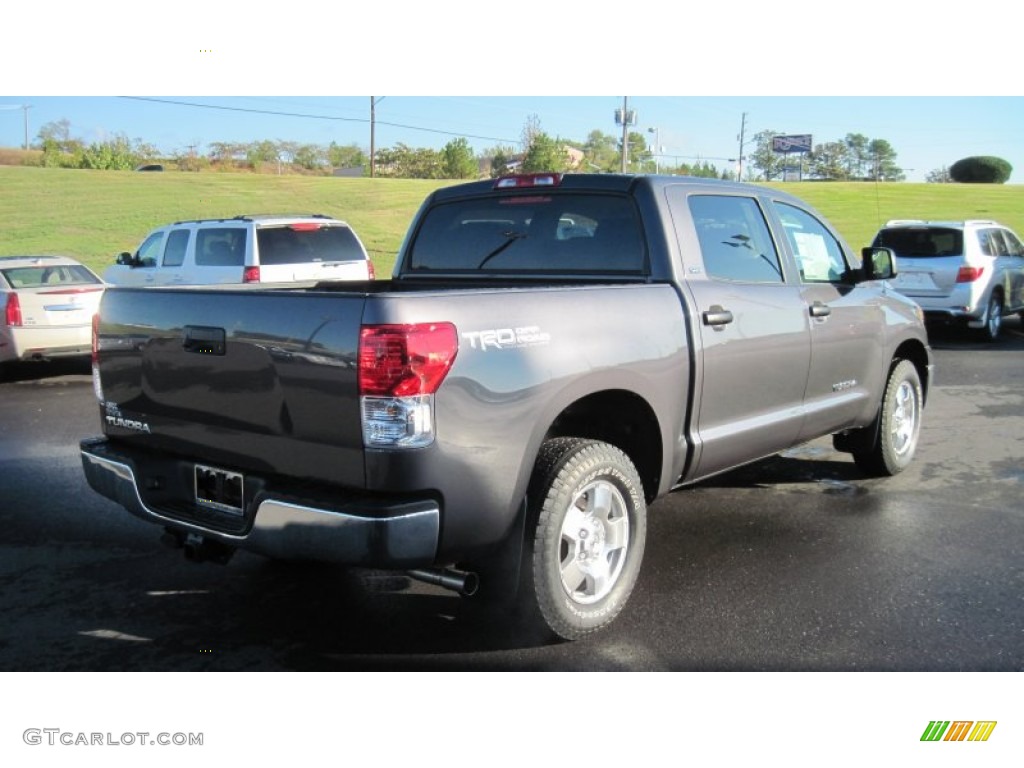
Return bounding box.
[772,134,813,153]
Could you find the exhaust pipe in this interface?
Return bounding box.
[407,567,479,596]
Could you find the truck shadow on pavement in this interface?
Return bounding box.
[691,445,868,491]
[112,556,563,669]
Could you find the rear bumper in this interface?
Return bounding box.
[79,437,440,567]
[900,285,987,325]
[1,325,92,362]
[921,308,985,328]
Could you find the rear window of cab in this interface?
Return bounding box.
[406,193,646,274]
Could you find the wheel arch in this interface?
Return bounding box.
[542,389,664,503]
[893,339,932,404]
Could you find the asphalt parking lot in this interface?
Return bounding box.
[0,320,1021,671]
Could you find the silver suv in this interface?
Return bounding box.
[105,214,374,287]
[872,219,1024,341]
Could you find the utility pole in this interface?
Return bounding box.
[736,112,747,181]
[22,104,30,150]
[370,96,385,178]
[648,127,661,174]
[620,97,629,173]
[615,97,636,173]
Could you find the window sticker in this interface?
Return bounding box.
[793,232,832,281]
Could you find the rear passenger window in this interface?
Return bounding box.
[196,228,246,267]
[1003,230,1024,257]
[689,195,783,283]
[162,229,191,267]
[980,229,1008,257]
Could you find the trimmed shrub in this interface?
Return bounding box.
[949,156,1013,184]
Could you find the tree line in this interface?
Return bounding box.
[747,130,904,181]
[29,115,997,183]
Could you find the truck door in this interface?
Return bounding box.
[673,191,812,479]
[770,201,887,441]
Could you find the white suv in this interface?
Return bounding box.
[872,219,1024,341]
[105,214,374,287]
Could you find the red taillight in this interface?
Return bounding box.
[4,293,22,326]
[366,260,376,280]
[243,266,261,283]
[359,323,458,397]
[288,223,322,232]
[956,266,984,283]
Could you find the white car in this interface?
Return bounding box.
[104,214,375,287]
[872,219,1024,341]
[0,255,105,367]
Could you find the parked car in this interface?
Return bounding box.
[104,214,374,287]
[872,219,1024,341]
[0,255,105,368]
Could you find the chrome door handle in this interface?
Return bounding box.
[703,305,734,326]
[809,301,832,318]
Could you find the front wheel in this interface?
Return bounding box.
[852,359,923,476]
[524,438,647,641]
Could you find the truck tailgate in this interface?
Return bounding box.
[96,287,367,486]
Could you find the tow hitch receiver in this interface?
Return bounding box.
[161,528,235,564]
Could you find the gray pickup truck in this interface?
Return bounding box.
[80,173,933,640]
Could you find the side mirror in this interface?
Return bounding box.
[116,252,135,267]
[860,246,897,281]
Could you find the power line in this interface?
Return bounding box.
[117,96,519,146]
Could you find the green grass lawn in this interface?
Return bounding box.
[2,166,1023,276]
[766,181,1024,254]
[0,166,453,275]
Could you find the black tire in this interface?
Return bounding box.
[979,292,1003,342]
[852,359,923,477]
[523,438,646,641]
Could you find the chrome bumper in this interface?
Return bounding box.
[80,438,440,567]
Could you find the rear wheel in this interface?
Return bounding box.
[524,438,647,641]
[852,359,923,477]
[980,293,1003,342]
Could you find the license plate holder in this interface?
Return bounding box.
[194,464,245,516]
